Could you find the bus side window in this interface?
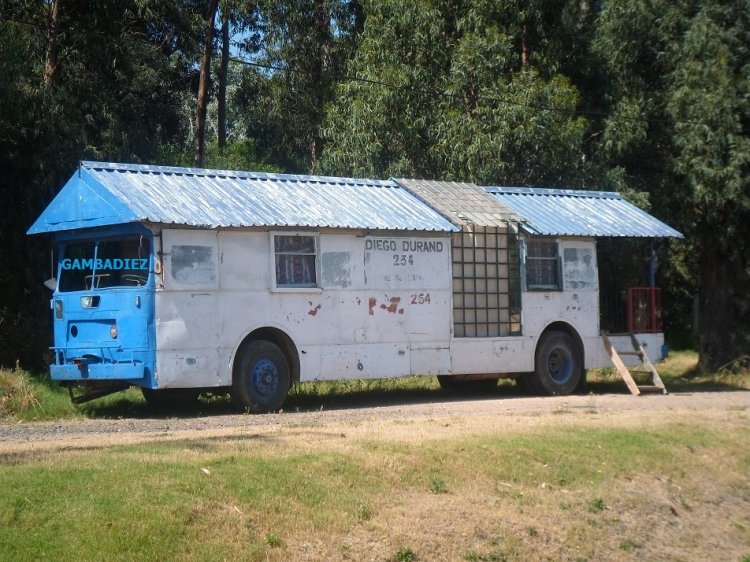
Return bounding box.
[171,245,216,285]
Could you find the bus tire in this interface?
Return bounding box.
[232,340,290,413]
[530,330,582,396]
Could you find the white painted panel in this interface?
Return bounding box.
[316,343,410,380]
[363,237,449,289]
[156,350,221,388]
[155,291,219,387]
[410,345,451,375]
[162,229,219,290]
[450,337,534,374]
[561,242,598,290]
[216,288,453,349]
[319,234,364,289]
[218,231,269,290]
[522,291,599,341]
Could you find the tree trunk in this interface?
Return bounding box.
[353,0,365,36]
[520,20,530,67]
[218,13,229,150]
[44,0,61,87]
[698,233,746,372]
[308,0,331,174]
[194,0,220,168]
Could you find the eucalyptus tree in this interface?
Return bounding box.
[320,0,593,186]
[0,0,202,367]
[232,0,363,173]
[594,0,750,370]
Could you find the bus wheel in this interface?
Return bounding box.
[531,330,582,396]
[232,340,290,413]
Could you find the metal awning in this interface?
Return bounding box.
[28,162,458,235]
[395,179,521,227]
[485,187,683,238]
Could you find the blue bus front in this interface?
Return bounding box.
[50,227,156,393]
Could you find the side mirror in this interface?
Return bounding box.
[44,278,57,291]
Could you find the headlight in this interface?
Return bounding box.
[110,324,118,339]
[54,299,63,319]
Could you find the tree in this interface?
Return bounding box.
[594,0,750,370]
[0,0,203,368]
[218,11,230,149]
[233,0,363,172]
[666,2,750,370]
[194,0,220,167]
[320,0,591,186]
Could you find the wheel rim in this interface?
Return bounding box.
[250,358,279,398]
[546,345,574,384]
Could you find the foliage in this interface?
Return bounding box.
[0,368,41,418]
[593,0,750,370]
[0,0,747,370]
[320,0,591,186]
[0,0,205,369]
[395,547,417,562]
[232,0,363,173]
[0,368,80,421]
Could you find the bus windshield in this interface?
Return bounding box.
[58,236,151,292]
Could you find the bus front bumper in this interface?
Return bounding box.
[50,361,146,381]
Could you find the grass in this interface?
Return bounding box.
[0,368,78,421]
[1,421,748,561]
[2,350,747,560]
[427,473,448,494]
[395,547,416,562]
[585,349,750,392]
[1,443,382,561]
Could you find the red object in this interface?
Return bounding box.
[627,287,662,333]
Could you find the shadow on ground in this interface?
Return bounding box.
[76,374,748,421]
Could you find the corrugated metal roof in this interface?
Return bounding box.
[395,179,520,227]
[485,187,683,238]
[28,162,458,234]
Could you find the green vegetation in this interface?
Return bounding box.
[1,0,748,379]
[587,350,750,393]
[427,473,448,494]
[1,420,747,560]
[0,368,78,421]
[395,547,417,562]
[588,497,606,513]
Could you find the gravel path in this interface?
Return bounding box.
[2,389,748,448]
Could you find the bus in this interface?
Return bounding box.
[29,162,682,411]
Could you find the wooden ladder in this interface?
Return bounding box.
[601,332,667,395]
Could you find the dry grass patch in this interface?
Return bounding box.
[0,368,42,417]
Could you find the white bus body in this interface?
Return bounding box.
[29,163,678,411]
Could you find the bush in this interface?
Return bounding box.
[0,368,42,418]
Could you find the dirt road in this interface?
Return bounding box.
[2,388,748,452]
[2,388,749,561]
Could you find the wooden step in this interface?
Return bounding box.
[601,331,668,396]
[636,385,666,393]
[617,351,644,357]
